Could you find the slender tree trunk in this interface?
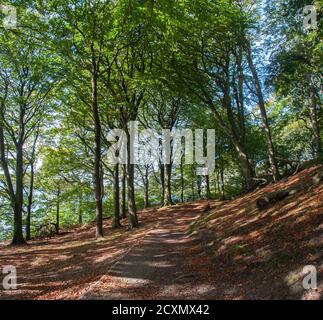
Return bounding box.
[220,168,225,200]
[112,163,121,228]
[309,87,322,161]
[144,182,149,208]
[26,161,34,241]
[126,131,138,228]
[215,171,220,198]
[245,43,279,181]
[143,166,149,209]
[56,186,60,235]
[121,164,127,219]
[160,162,165,206]
[191,166,195,201]
[91,70,104,238]
[127,162,138,228]
[233,139,254,190]
[163,163,173,206]
[180,157,184,203]
[236,46,246,142]
[206,175,211,200]
[0,125,15,207]
[223,78,255,190]
[26,131,38,241]
[78,192,83,224]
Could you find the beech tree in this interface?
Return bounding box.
[46,0,116,238]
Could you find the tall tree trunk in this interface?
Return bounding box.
[220,168,225,200]
[215,171,220,197]
[180,157,184,203]
[0,125,15,207]
[26,131,38,241]
[56,186,60,235]
[26,161,34,241]
[91,71,104,238]
[236,46,246,142]
[245,43,279,182]
[121,164,127,219]
[191,166,195,201]
[112,163,121,228]
[126,131,138,229]
[0,116,25,244]
[78,192,83,224]
[224,78,255,190]
[309,86,322,161]
[143,166,149,209]
[159,162,165,206]
[12,143,25,245]
[231,137,254,190]
[163,163,173,206]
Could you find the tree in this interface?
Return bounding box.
[244,41,279,181]
[25,129,39,240]
[169,0,256,189]
[46,0,116,238]
[266,0,322,162]
[0,25,53,244]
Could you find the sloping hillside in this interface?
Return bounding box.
[0,165,322,300]
[190,165,323,299]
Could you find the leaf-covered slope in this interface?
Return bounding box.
[190,165,323,299]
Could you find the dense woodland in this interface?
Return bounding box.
[0,0,322,245]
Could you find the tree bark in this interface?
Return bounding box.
[191,166,195,200]
[91,70,104,238]
[121,164,127,219]
[112,163,121,228]
[126,132,138,228]
[231,136,254,190]
[26,160,34,241]
[223,77,255,190]
[159,162,165,206]
[180,157,184,203]
[0,96,25,245]
[78,192,83,224]
[56,187,60,235]
[245,43,279,182]
[12,143,25,245]
[236,46,246,142]
[220,168,225,200]
[206,175,211,200]
[26,131,38,241]
[163,163,173,206]
[143,166,149,209]
[309,86,322,161]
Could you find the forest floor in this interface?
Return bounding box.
[0,165,322,300]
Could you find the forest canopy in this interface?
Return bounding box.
[0,0,321,244]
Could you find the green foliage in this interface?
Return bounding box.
[0,0,321,241]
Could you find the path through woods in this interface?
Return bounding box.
[81,203,218,300]
[0,166,322,300]
[0,202,216,300]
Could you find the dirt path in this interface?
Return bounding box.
[1,166,321,300]
[81,202,218,300]
[0,201,218,300]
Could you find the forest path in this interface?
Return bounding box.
[81,201,219,300]
[2,167,320,300]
